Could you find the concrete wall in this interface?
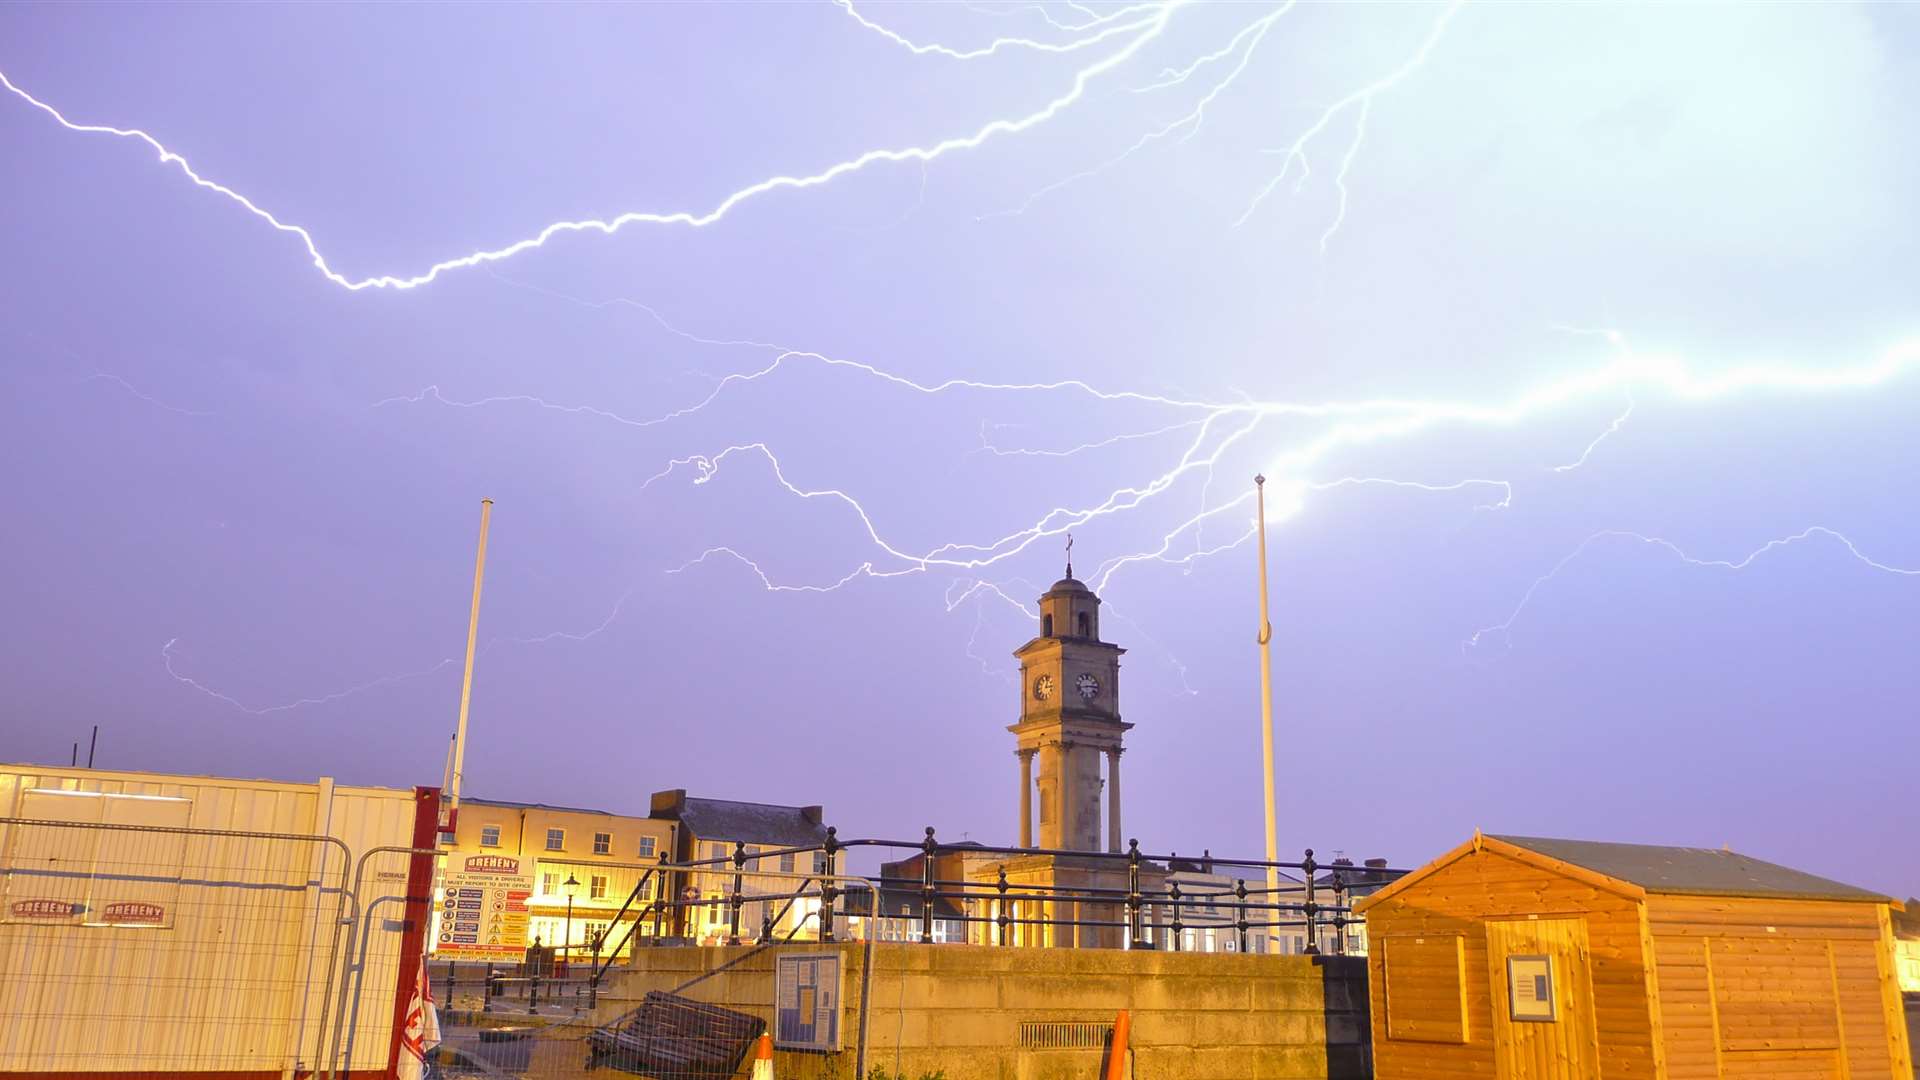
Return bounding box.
[599,942,1371,1080]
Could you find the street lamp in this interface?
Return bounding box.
[562,873,579,966]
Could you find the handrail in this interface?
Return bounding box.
[520,825,1400,958]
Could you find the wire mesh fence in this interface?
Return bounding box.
[414,870,882,1080]
[0,811,352,1076]
[2,807,1398,1078]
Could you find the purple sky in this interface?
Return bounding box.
[2,3,1916,896]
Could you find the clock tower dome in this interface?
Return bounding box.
[1010,559,1130,852]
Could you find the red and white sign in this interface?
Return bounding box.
[435,859,534,962]
[9,898,79,921]
[100,901,167,925]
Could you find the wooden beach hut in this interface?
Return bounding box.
[1355,832,1913,1080]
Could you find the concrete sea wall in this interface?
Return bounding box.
[598,942,1371,1080]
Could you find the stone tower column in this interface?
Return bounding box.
[1017,748,1035,848]
[1107,747,1122,854]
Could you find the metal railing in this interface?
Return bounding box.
[590,827,1405,959]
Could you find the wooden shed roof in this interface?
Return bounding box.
[1490,835,1890,903]
[1358,832,1897,913]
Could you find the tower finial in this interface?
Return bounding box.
[1065,531,1073,579]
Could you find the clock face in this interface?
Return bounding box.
[1032,674,1055,701]
[1076,673,1100,700]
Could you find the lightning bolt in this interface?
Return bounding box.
[165,330,1920,713]
[1549,398,1633,474]
[1467,527,1920,653]
[1237,0,1465,235]
[4,0,1469,295]
[84,372,214,417]
[836,0,1162,60]
[162,638,459,716]
[39,5,1909,710]
[0,0,1186,292]
[160,583,644,715]
[626,336,1919,609]
[391,327,1920,598]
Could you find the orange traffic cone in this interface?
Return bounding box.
[750,1033,774,1080]
[1104,1009,1130,1080]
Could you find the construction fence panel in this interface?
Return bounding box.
[417,871,878,1080]
[0,812,353,1076]
[331,844,447,1079]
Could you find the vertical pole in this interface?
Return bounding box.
[1234,879,1249,955]
[87,725,97,768]
[995,867,1010,947]
[819,827,838,944]
[70,742,77,767]
[1125,838,1143,949]
[484,963,494,1013]
[384,788,442,1076]
[448,498,494,837]
[728,842,745,946]
[1169,880,1183,952]
[1252,477,1281,907]
[1302,849,1320,955]
[652,859,666,941]
[920,827,937,944]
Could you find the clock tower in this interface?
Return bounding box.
[1010,563,1130,853]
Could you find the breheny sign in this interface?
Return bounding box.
[8,898,82,922]
[98,901,168,926]
[434,854,533,962]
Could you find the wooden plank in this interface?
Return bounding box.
[1703,937,1728,1079]
[1637,901,1671,1080]
[1384,934,1470,1043]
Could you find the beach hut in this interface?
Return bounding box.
[1356,832,1913,1079]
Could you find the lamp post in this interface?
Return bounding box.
[562,873,579,967]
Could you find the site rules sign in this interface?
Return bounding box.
[774,951,842,1052]
[436,854,533,963]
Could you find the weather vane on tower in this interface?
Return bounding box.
[1065,532,1073,579]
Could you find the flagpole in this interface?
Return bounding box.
[1253,477,1281,918]
[447,499,493,837]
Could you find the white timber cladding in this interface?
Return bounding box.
[0,764,420,1076]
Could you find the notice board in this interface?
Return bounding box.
[775,951,842,1052]
[436,853,533,962]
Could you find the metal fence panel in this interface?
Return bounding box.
[0,815,352,1075]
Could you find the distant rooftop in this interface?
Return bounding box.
[1492,834,1889,904]
[650,790,828,848]
[463,796,622,817]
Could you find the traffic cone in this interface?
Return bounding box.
[1104,1009,1130,1080]
[750,1033,774,1080]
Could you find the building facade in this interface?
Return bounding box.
[648,789,840,943]
[436,797,676,962]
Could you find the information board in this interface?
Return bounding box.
[774,951,842,1052]
[1506,954,1557,1022]
[435,854,533,963]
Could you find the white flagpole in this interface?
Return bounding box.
[1253,477,1281,917]
[447,498,493,836]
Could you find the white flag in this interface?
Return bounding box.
[397,953,442,1080]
